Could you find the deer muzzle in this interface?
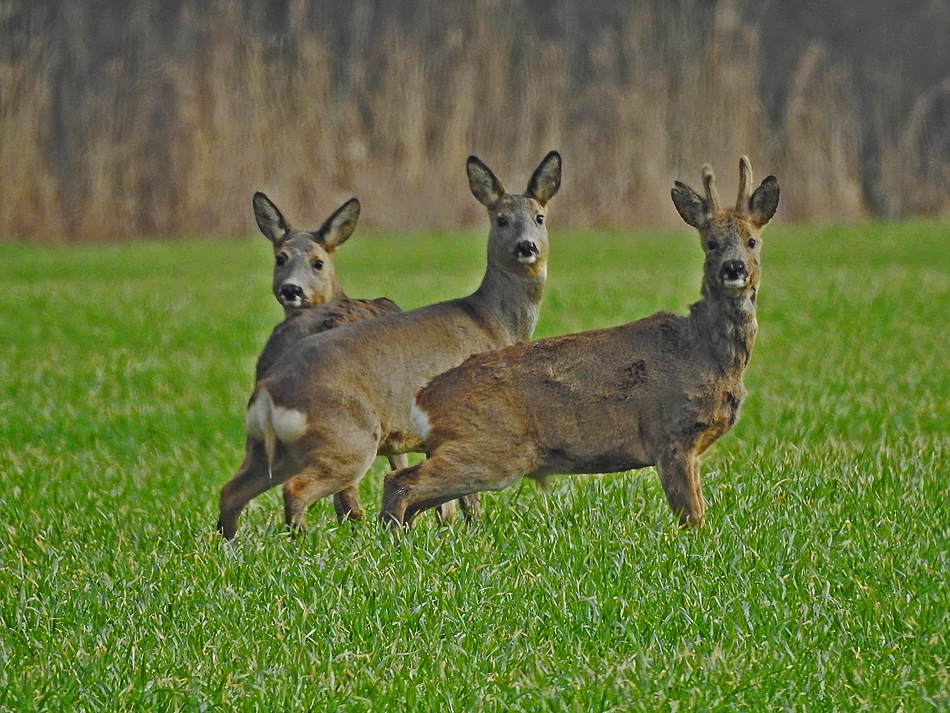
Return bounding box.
[279,283,306,307]
[719,260,748,288]
[514,240,540,264]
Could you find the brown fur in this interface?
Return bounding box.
[217,152,563,540]
[380,156,779,529]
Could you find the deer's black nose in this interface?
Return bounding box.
[515,240,539,260]
[280,283,305,301]
[719,260,747,283]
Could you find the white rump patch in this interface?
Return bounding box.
[410,398,433,441]
[271,405,308,443]
[245,389,308,443]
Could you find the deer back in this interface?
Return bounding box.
[254,297,401,381]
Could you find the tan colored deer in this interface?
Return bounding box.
[217,151,563,539]
[380,156,779,529]
[250,192,406,520]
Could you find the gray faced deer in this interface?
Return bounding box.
[380,156,779,529]
[256,192,361,317]
[217,151,562,540]
[251,192,401,381]
[249,193,406,519]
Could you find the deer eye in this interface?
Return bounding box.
[747,238,757,249]
[275,254,287,266]
[312,260,324,271]
[706,239,719,251]
[536,214,544,225]
[496,216,509,228]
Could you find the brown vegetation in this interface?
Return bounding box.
[0,0,948,240]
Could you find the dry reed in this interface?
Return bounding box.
[0,0,946,241]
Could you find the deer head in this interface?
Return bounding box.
[253,192,360,314]
[671,156,779,308]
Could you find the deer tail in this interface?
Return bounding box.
[246,387,278,479]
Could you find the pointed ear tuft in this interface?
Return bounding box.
[253,192,291,244]
[319,198,361,249]
[525,150,562,207]
[467,156,506,209]
[748,176,780,228]
[671,181,708,230]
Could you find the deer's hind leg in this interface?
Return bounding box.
[331,485,365,522]
[363,454,409,522]
[282,429,381,532]
[218,439,299,540]
[330,449,411,523]
[380,449,525,529]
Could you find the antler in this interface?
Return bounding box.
[702,164,720,212]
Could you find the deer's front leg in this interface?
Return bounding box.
[655,449,705,527]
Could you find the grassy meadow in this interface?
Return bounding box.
[0,219,948,710]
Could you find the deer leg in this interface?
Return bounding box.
[433,498,457,525]
[282,440,378,532]
[655,449,705,527]
[218,440,297,540]
[331,452,411,522]
[457,493,481,522]
[387,453,410,470]
[331,485,364,523]
[381,453,521,529]
[281,480,364,532]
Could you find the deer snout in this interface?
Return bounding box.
[279,283,306,306]
[278,282,306,307]
[719,260,748,286]
[514,240,540,264]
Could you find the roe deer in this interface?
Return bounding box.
[217,151,563,539]
[249,192,407,519]
[380,156,779,529]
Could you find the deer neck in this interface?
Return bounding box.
[689,283,758,373]
[467,262,546,343]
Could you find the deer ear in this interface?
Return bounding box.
[525,150,562,207]
[748,176,780,228]
[467,156,506,209]
[319,198,361,249]
[671,181,708,229]
[253,192,291,245]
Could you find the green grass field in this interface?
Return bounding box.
[1,220,948,711]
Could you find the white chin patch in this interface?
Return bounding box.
[722,278,747,289]
[516,254,538,265]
